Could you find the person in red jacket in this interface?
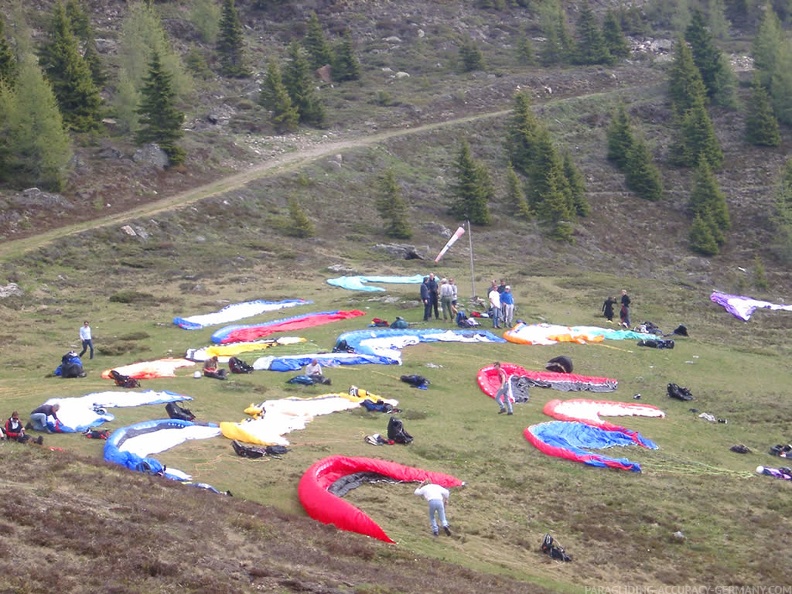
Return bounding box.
[4,412,43,444]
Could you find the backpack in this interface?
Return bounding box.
[387,417,413,445]
[541,534,572,562]
[228,356,254,374]
[391,317,409,330]
[371,317,390,327]
[545,356,573,374]
[83,429,110,440]
[165,401,196,421]
[232,440,289,458]
[333,339,355,353]
[667,383,694,401]
[400,374,430,389]
[110,369,141,388]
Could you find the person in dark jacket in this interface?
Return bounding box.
[620,289,632,328]
[5,412,42,444]
[427,273,440,320]
[29,403,60,433]
[420,277,432,321]
[602,296,617,323]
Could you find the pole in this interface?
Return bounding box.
[467,219,476,298]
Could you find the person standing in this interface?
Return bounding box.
[79,321,94,359]
[427,273,440,320]
[449,278,458,316]
[420,277,432,321]
[602,296,617,323]
[488,284,502,329]
[620,289,632,328]
[500,286,515,328]
[439,278,454,322]
[414,480,452,537]
[493,362,513,415]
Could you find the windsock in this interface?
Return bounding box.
[434,226,465,263]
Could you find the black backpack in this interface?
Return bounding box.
[387,417,413,444]
[667,383,694,401]
[110,369,141,388]
[545,356,573,374]
[228,357,254,374]
[541,534,572,562]
[165,401,196,421]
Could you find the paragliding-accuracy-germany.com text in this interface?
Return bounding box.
[585,586,792,594]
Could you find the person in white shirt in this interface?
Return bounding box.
[414,480,452,537]
[305,359,322,377]
[439,278,455,322]
[488,286,502,329]
[78,321,94,359]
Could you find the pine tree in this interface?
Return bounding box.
[303,12,334,70]
[773,159,792,262]
[217,0,249,78]
[678,100,724,169]
[574,1,612,65]
[528,128,575,234]
[624,135,664,201]
[136,51,186,166]
[685,9,736,107]
[375,169,412,239]
[283,42,325,127]
[260,60,299,134]
[5,53,72,191]
[0,15,17,88]
[191,0,221,44]
[0,82,14,182]
[539,3,573,66]
[65,0,105,89]
[752,7,783,91]
[449,140,493,225]
[706,0,730,40]
[287,197,315,238]
[459,37,486,72]
[770,40,792,126]
[689,213,719,255]
[505,91,542,176]
[38,1,103,132]
[745,76,781,146]
[602,9,630,59]
[668,36,708,116]
[689,159,729,245]
[332,31,361,82]
[504,165,533,220]
[753,255,769,290]
[563,152,589,217]
[606,103,634,169]
[515,34,535,66]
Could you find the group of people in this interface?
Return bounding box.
[488,279,515,330]
[1,403,60,444]
[420,273,458,322]
[602,289,632,328]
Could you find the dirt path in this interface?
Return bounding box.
[0,108,513,261]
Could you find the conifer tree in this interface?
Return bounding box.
[528,129,575,237]
[65,0,105,89]
[689,213,719,255]
[5,53,72,190]
[677,100,724,169]
[689,159,729,245]
[191,0,221,44]
[504,165,533,220]
[574,1,612,65]
[563,152,589,217]
[606,103,634,169]
[375,169,412,239]
[332,31,361,82]
[283,42,325,127]
[0,15,17,88]
[303,12,334,70]
[752,7,783,91]
[287,197,315,238]
[217,0,249,78]
[136,51,186,166]
[38,0,103,132]
[0,82,14,182]
[707,0,730,40]
[624,134,664,201]
[773,159,792,262]
[668,36,708,116]
[515,34,535,66]
[459,37,486,72]
[685,9,737,107]
[745,76,781,146]
[449,140,493,226]
[539,3,573,66]
[505,92,542,176]
[602,9,630,59]
[260,60,299,134]
[770,40,792,126]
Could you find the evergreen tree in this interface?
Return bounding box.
[0,15,17,88]
[574,1,612,65]
[685,9,737,107]
[770,40,792,125]
[505,91,542,176]
[753,255,769,290]
[602,9,630,59]
[217,0,249,78]
[459,37,486,72]
[375,169,412,239]
[745,76,781,146]
[689,159,730,245]
[668,36,708,116]
[136,51,186,166]
[303,12,334,70]
[260,60,299,134]
[752,7,783,91]
[606,103,634,169]
[283,42,325,127]
[677,100,724,169]
[287,197,315,238]
[449,140,493,225]
[707,0,731,40]
[528,128,575,231]
[332,31,361,82]
[689,213,719,255]
[515,34,535,65]
[504,165,533,220]
[191,0,221,44]
[563,152,589,217]
[5,53,72,191]
[65,0,105,89]
[539,3,573,66]
[624,135,664,201]
[0,82,14,182]
[38,0,103,132]
[773,159,792,262]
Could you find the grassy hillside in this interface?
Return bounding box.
[2,1,792,592]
